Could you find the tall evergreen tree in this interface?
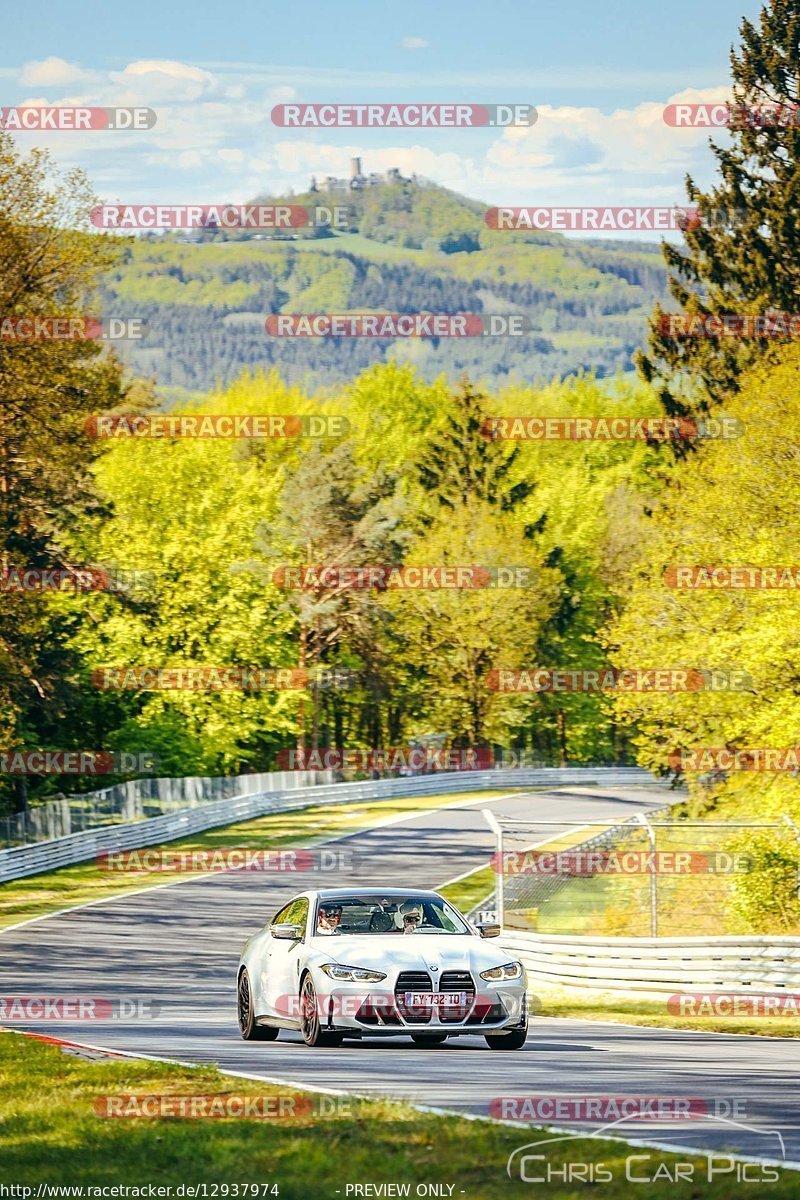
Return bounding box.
[417,378,533,514]
[638,0,800,420]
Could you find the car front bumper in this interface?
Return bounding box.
[311,973,527,1035]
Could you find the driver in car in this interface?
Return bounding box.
[399,899,424,934]
[317,903,343,934]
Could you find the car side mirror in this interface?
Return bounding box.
[270,923,302,940]
[477,923,502,938]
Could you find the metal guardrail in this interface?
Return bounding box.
[0,766,659,883]
[501,931,800,995]
[1,767,339,846]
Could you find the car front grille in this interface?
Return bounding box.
[392,970,480,1025]
[438,971,476,1023]
[394,970,433,1024]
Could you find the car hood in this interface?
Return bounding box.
[307,933,515,975]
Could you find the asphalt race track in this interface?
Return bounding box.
[1,784,798,1166]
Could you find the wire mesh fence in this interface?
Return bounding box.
[487,811,800,938]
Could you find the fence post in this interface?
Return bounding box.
[637,813,657,937]
[483,808,504,927]
[781,814,800,901]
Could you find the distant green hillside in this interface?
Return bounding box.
[100,176,668,394]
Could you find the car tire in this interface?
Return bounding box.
[299,974,344,1047]
[410,1034,448,1046]
[484,1023,528,1050]
[238,968,279,1041]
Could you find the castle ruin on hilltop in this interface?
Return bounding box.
[310,158,411,194]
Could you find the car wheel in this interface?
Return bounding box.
[238,968,279,1041]
[410,1034,448,1046]
[299,974,344,1047]
[484,1022,528,1050]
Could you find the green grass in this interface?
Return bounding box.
[0,790,511,930]
[536,989,800,1039]
[2,1033,792,1196]
[440,864,494,914]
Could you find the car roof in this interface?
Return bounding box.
[314,887,442,900]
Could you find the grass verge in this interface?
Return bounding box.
[439,864,494,914]
[1,1032,792,1197]
[536,988,800,1039]
[0,790,512,930]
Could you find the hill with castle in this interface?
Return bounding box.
[102,163,669,397]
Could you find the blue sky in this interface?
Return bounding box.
[0,0,763,236]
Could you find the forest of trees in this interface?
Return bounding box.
[100,205,667,391]
[3,0,800,849]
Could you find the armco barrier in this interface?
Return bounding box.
[0,766,659,883]
[501,930,800,995]
[1,767,339,845]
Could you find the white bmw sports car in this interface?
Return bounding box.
[236,887,528,1048]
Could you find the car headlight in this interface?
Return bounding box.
[320,963,387,982]
[480,961,524,981]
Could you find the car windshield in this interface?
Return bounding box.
[314,894,470,935]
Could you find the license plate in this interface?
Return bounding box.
[403,991,467,1007]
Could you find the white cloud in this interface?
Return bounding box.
[479,88,732,207]
[122,60,214,83]
[19,57,91,87]
[111,60,218,102]
[401,36,429,50]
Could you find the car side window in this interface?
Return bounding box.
[270,901,294,926]
[281,897,309,933]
